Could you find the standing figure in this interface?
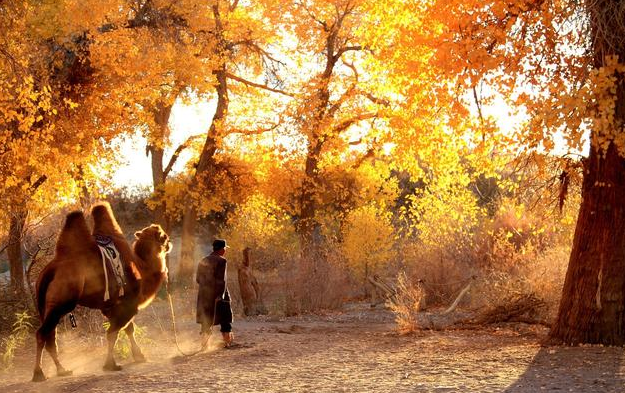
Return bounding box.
[196,239,234,348]
[238,247,267,316]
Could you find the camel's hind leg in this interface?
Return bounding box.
[32,304,74,382]
[125,322,146,363]
[32,329,47,382]
[46,327,72,377]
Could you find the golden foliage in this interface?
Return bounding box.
[341,203,396,280]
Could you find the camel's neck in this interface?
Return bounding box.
[133,245,167,309]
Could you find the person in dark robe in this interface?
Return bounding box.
[196,239,234,348]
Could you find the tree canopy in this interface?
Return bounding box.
[2,0,625,345]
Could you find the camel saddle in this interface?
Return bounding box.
[94,234,127,302]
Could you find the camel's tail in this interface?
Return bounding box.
[91,202,123,236]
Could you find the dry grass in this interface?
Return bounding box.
[388,209,571,331]
[387,272,425,334]
[281,254,353,315]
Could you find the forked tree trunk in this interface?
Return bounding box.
[550,0,625,345]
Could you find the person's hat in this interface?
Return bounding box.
[212,239,230,251]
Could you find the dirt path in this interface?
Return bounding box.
[2,304,625,392]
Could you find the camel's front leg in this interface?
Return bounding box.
[103,327,122,371]
[124,322,146,363]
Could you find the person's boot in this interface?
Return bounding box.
[222,332,233,348]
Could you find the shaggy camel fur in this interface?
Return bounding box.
[32,202,171,382]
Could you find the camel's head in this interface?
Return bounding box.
[133,224,172,309]
[134,224,173,259]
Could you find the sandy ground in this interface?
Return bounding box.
[1,302,625,392]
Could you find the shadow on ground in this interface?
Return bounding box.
[505,345,625,392]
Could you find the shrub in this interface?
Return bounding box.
[1,311,34,370]
[387,272,425,334]
[220,194,300,271]
[340,203,397,290]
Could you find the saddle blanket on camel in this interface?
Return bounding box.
[94,234,127,301]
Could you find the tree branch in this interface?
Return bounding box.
[352,140,380,170]
[363,92,390,107]
[163,135,201,178]
[333,112,378,134]
[29,175,47,193]
[228,122,280,136]
[225,72,294,97]
[298,1,329,31]
[334,45,363,61]
[226,40,286,67]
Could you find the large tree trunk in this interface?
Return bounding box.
[150,145,168,230]
[178,204,198,281]
[298,147,323,253]
[77,165,92,210]
[177,4,228,281]
[549,143,625,345]
[8,209,27,295]
[549,0,625,345]
[149,101,173,232]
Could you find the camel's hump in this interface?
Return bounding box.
[91,202,123,236]
[56,211,93,253]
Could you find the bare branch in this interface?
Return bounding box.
[228,122,280,136]
[363,92,391,107]
[333,112,378,134]
[335,45,363,61]
[343,60,359,85]
[227,40,286,67]
[226,72,294,97]
[352,139,381,170]
[298,1,329,31]
[0,47,26,75]
[472,85,484,124]
[29,175,47,193]
[163,135,202,178]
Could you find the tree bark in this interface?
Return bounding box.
[8,209,27,295]
[148,101,173,232]
[549,143,625,345]
[295,5,364,254]
[177,204,197,281]
[149,145,168,230]
[298,144,323,252]
[549,0,625,345]
[177,3,228,282]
